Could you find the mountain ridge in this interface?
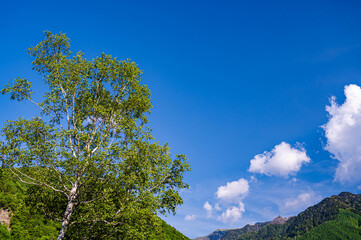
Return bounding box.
[194,215,291,240]
[196,192,361,240]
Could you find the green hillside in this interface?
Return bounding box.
[0,168,189,239]
[153,220,190,240]
[297,209,361,240]
[217,192,361,240]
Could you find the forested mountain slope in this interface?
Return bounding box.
[0,168,189,239]
[196,192,361,240]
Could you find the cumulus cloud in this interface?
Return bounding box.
[212,178,249,223]
[323,84,361,183]
[280,191,322,213]
[216,178,249,202]
[184,214,196,221]
[204,178,249,223]
[219,202,245,224]
[248,142,310,177]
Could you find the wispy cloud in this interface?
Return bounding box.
[185,214,197,221]
[279,191,322,213]
[203,201,213,217]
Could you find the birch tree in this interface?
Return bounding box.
[0,31,190,240]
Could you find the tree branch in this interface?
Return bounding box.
[8,167,69,197]
[20,94,66,132]
[148,172,171,193]
[59,84,77,159]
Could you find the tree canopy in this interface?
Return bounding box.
[0,31,190,239]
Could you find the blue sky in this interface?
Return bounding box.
[2,1,361,238]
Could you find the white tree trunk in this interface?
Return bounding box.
[57,183,78,240]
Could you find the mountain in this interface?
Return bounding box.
[197,192,361,240]
[222,215,291,240]
[195,216,290,240]
[270,215,289,224]
[297,209,361,240]
[194,229,229,240]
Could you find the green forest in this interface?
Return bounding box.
[0,168,189,239]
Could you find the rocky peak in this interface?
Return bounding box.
[271,215,289,224]
[0,208,12,231]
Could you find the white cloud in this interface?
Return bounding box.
[203,201,213,217]
[184,214,196,221]
[203,201,212,211]
[216,178,249,202]
[280,191,322,213]
[323,84,361,184]
[248,142,310,177]
[219,202,245,224]
[204,178,249,223]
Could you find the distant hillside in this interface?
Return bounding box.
[196,192,361,240]
[0,168,189,239]
[222,216,290,240]
[297,209,361,240]
[194,229,229,240]
[195,216,289,240]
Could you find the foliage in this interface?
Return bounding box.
[0,167,26,211]
[0,223,11,240]
[150,219,190,240]
[0,168,189,239]
[0,31,190,239]
[0,168,59,239]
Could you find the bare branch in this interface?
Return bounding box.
[69,218,123,227]
[50,163,70,192]
[59,84,77,159]
[90,117,113,155]
[148,173,171,193]
[80,194,106,204]
[86,117,105,152]
[19,94,66,131]
[9,167,69,197]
